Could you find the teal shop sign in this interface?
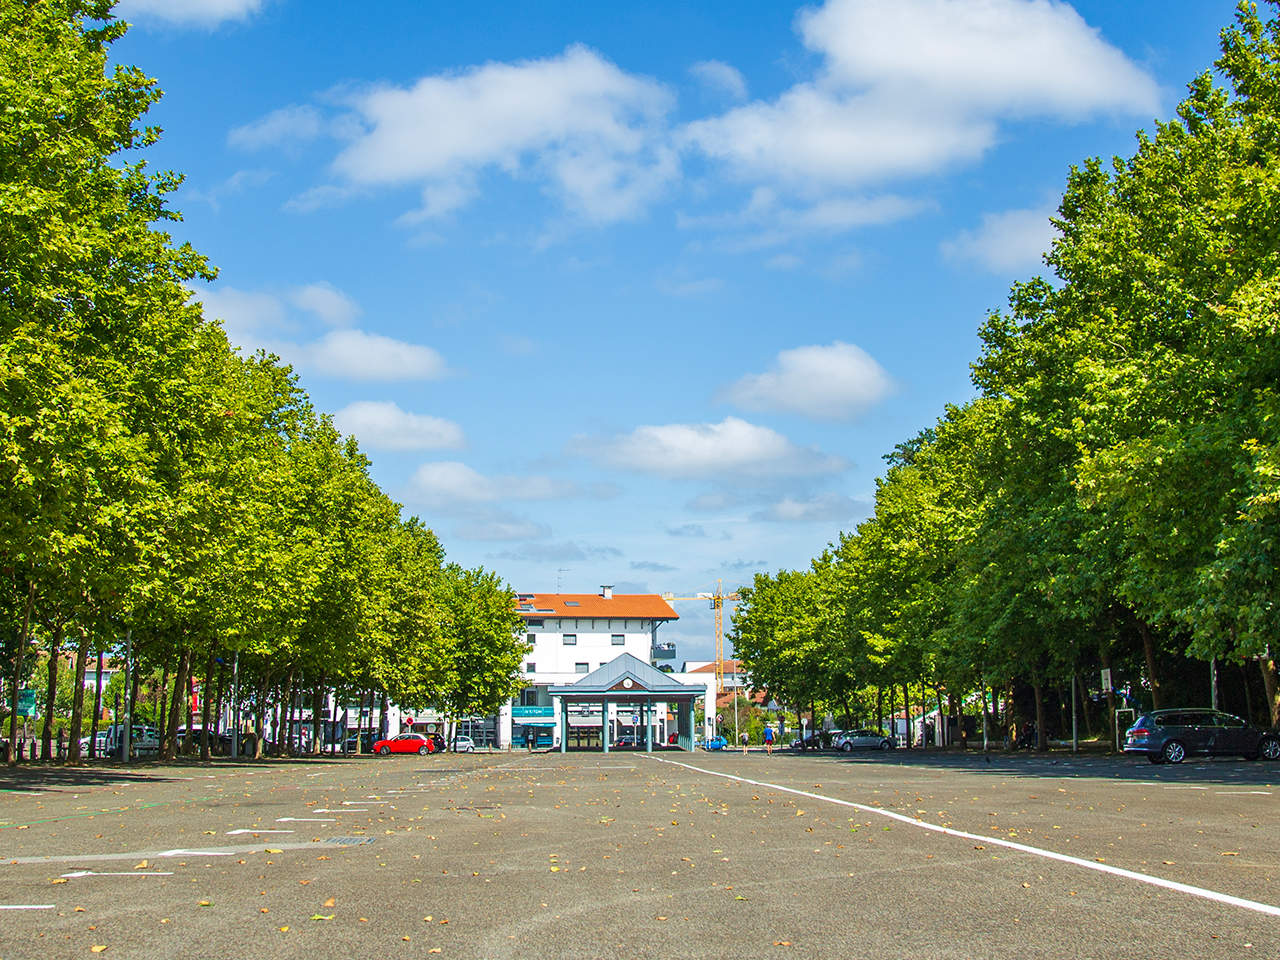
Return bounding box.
[512,705,554,719]
[16,689,36,716]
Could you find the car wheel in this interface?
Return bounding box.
[879,740,891,751]
[841,742,853,752]
[1259,736,1280,761]
[378,745,390,755]
[1161,740,1186,764]
[419,745,430,755]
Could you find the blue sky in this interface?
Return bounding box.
[111,0,1236,660]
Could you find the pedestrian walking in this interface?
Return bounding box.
[763,725,774,756]
[740,732,749,755]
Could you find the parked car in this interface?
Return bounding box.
[833,728,895,752]
[79,731,109,756]
[450,735,476,753]
[372,732,435,755]
[614,735,640,749]
[703,735,728,751]
[344,731,377,753]
[790,733,823,751]
[1124,709,1280,764]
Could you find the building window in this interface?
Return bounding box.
[611,634,624,646]
[527,633,536,644]
[520,688,540,706]
[527,620,544,627]
[575,662,589,674]
[525,662,535,673]
[563,634,577,645]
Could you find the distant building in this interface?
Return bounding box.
[504,587,685,748]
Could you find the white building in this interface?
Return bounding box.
[501,586,716,748]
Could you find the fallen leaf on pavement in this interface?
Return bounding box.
[323,897,335,908]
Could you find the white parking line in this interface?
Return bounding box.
[226,829,294,835]
[0,904,55,910]
[313,808,365,813]
[648,755,1280,920]
[276,817,335,822]
[61,870,174,879]
[1216,790,1272,795]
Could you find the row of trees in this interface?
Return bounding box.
[1,1,527,763]
[733,3,1280,747]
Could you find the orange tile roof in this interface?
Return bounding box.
[689,659,743,674]
[514,593,678,620]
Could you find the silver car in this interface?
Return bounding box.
[834,728,895,752]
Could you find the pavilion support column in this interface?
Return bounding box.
[645,700,653,752]
[601,699,609,753]
[559,698,567,754]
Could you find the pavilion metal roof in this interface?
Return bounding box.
[546,653,702,698]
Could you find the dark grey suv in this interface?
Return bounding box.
[1123,709,1280,764]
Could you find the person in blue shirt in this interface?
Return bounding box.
[763,725,775,756]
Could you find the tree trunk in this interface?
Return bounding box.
[888,685,896,746]
[67,630,89,763]
[902,683,912,748]
[8,581,35,766]
[163,648,191,760]
[311,676,325,756]
[90,649,104,759]
[379,689,389,740]
[278,671,295,757]
[1078,673,1094,738]
[948,692,961,749]
[875,687,883,733]
[41,624,63,760]
[199,650,214,761]
[1137,619,1162,710]
[1033,680,1046,751]
[254,674,269,760]
[212,659,226,745]
[156,662,170,747]
[1260,653,1280,728]
[129,663,141,738]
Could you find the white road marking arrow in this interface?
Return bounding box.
[313,808,365,813]
[226,829,294,835]
[61,870,174,878]
[276,817,335,822]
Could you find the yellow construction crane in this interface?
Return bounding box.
[661,579,741,694]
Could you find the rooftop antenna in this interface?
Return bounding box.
[556,568,569,592]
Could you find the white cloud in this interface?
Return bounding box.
[765,253,801,271]
[678,186,928,247]
[408,462,582,507]
[305,330,447,381]
[315,45,676,223]
[723,342,891,420]
[456,514,552,542]
[333,401,463,451]
[116,0,262,27]
[690,60,748,101]
[493,542,623,562]
[194,285,447,382]
[228,105,326,151]
[941,204,1058,273]
[589,417,846,478]
[290,282,360,327]
[750,492,864,523]
[683,0,1159,191]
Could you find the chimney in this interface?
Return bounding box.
[600,584,613,599]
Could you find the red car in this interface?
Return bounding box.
[373,732,435,755]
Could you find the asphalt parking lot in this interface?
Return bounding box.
[0,749,1276,959]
